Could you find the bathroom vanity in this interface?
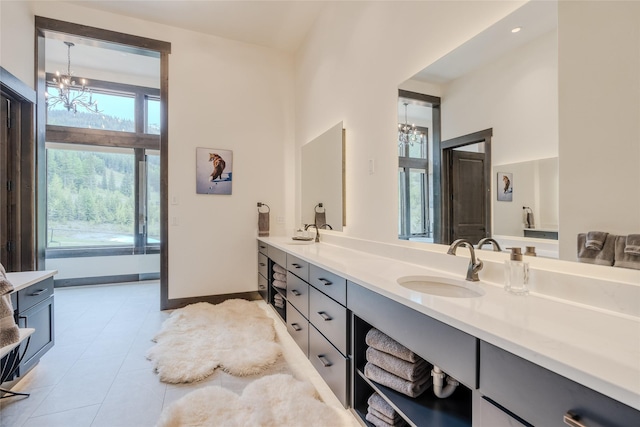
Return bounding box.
[6,270,56,378]
[257,237,640,427]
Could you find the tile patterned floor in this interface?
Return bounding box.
[0,282,358,427]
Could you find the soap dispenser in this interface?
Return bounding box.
[504,247,529,295]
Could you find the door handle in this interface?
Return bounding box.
[563,412,588,427]
[291,323,302,332]
[317,311,332,321]
[318,278,333,286]
[30,289,47,296]
[316,354,332,367]
[290,289,301,296]
[291,263,302,269]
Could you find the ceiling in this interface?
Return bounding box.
[68,0,327,53]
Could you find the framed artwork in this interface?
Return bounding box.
[497,172,513,201]
[196,148,233,195]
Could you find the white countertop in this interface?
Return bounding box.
[6,270,57,293]
[259,237,640,411]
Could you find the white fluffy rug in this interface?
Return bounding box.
[147,299,282,383]
[157,374,349,427]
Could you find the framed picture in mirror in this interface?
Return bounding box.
[497,172,513,202]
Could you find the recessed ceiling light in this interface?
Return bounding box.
[511,27,522,33]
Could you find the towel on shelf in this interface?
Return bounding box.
[273,293,285,308]
[614,235,640,270]
[367,406,405,427]
[366,347,430,381]
[258,211,269,237]
[272,280,287,289]
[365,410,406,427]
[577,233,616,266]
[367,407,406,427]
[0,263,19,348]
[364,362,432,398]
[365,328,419,363]
[367,392,401,421]
[273,264,286,274]
[624,234,640,256]
[273,272,287,282]
[585,231,608,251]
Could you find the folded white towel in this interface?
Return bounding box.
[272,280,287,289]
[273,264,286,274]
[273,272,287,282]
[624,234,640,255]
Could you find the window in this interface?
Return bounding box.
[45,78,160,255]
[46,144,135,247]
[398,127,432,240]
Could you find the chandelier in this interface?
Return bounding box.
[46,42,100,113]
[398,102,425,147]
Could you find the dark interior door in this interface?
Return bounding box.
[450,150,487,243]
[0,95,10,269]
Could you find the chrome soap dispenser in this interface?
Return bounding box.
[504,247,529,295]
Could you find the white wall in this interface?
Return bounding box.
[558,1,640,260]
[47,254,158,280]
[1,1,294,299]
[440,29,558,165]
[295,0,525,243]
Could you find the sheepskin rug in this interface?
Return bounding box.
[156,374,348,427]
[147,299,281,383]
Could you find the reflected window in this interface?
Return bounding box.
[46,86,136,132]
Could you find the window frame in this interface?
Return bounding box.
[44,78,161,258]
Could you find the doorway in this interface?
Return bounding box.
[441,129,492,244]
[0,68,37,272]
[35,17,171,308]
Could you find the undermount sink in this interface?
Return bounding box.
[285,239,315,245]
[397,275,485,298]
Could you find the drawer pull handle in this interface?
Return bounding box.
[259,263,266,267]
[30,289,47,296]
[291,263,302,269]
[316,355,333,367]
[318,278,333,286]
[563,412,587,427]
[291,289,301,296]
[317,311,332,321]
[259,285,266,290]
[291,323,302,332]
[259,245,266,249]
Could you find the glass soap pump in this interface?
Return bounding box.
[504,247,529,295]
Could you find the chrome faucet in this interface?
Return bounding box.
[477,237,502,252]
[447,239,483,281]
[305,223,320,242]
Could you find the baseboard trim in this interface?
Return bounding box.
[54,273,160,288]
[162,291,262,310]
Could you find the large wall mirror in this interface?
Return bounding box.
[398,1,559,257]
[301,122,345,231]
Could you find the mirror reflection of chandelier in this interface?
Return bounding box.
[398,102,425,147]
[46,42,100,113]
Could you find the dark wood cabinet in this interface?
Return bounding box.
[11,276,55,377]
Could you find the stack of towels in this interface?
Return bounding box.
[364,328,432,399]
[272,264,287,290]
[366,392,406,427]
[614,234,640,270]
[577,231,616,266]
[273,293,285,309]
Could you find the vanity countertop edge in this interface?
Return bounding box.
[258,236,640,411]
[6,270,58,293]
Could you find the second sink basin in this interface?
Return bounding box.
[397,275,484,298]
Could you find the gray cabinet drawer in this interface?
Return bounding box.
[258,272,268,296]
[258,252,268,278]
[309,265,346,305]
[287,254,309,282]
[309,286,348,356]
[18,296,54,374]
[286,272,309,319]
[479,341,640,427]
[309,324,349,407]
[17,277,54,312]
[347,281,476,388]
[268,245,287,267]
[286,304,308,357]
[257,241,268,255]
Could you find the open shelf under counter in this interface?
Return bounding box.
[355,369,472,427]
